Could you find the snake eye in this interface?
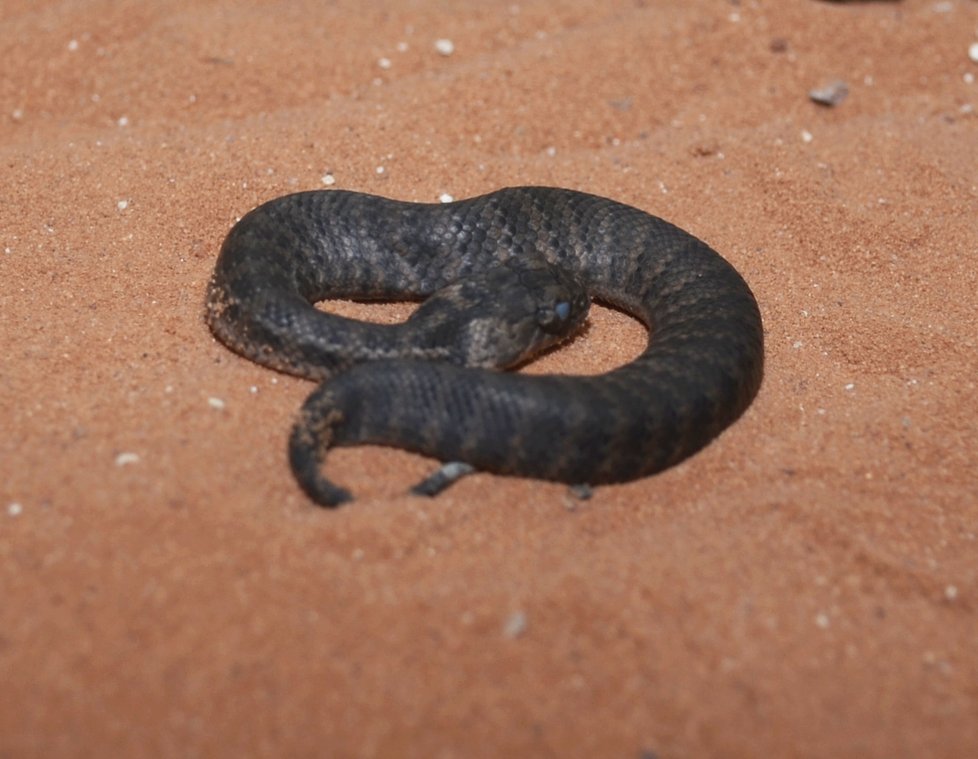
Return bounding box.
[537,301,573,333]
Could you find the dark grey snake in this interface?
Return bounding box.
[205,187,763,507]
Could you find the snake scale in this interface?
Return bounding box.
[205,187,763,507]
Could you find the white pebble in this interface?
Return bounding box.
[115,452,140,467]
[809,80,849,107]
[117,115,129,127]
[67,39,79,52]
[375,166,385,175]
[970,42,978,64]
[321,172,335,186]
[116,199,129,211]
[945,585,958,600]
[378,57,391,69]
[208,397,226,410]
[8,502,23,517]
[801,129,813,143]
[503,611,528,638]
[844,383,855,391]
[438,193,454,203]
[964,72,975,84]
[815,613,830,629]
[434,38,455,56]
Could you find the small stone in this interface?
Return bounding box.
[434,38,455,56]
[321,172,335,186]
[8,502,23,516]
[569,484,593,500]
[438,193,454,203]
[115,452,140,467]
[377,57,391,69]
[809,80,849,107]
[503,611,528,638]
[208,397,226,410]
[969,42,978,64]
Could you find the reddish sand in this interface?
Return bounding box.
[3,1,977,756]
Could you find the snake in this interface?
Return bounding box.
[205,187,764,507]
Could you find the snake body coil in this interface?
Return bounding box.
[206,187,763,506]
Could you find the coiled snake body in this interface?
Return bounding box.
[206,187,763,506]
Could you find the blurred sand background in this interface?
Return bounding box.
[2,0,977,756]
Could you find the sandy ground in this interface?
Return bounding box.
[2,0,977,756]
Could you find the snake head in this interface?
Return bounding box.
[468,259,589,367]
[406,260,590,370]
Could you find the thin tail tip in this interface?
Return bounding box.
[289,438,353,507]
[289,427,352,508]
[308,481,354,508]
